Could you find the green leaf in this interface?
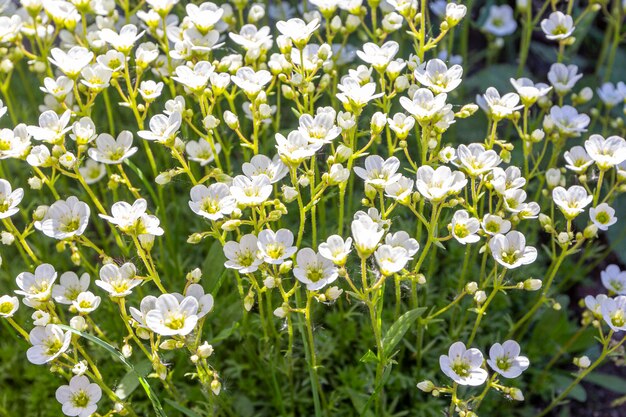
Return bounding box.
[163,399,202,417]
[115,359,152,399]
[58,325,168,417]
[585,372,626,394]
[382,307,427,359]
[359,349,378,364]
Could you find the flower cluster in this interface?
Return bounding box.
[0,0,625,416]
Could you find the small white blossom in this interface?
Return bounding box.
[439,341,488,386]
[189,183,236,221]
[257,229,297,264]
[487,340,530,378]
[541,12,575,41]
[95,263,141,298]
[34,196,90,240]
[27,324,71,365]
[146,293,199,336]
[293,248,338,291]
[55,375,102,417]
[590,203,617,231]
[223,234,263,273]
[552,185,592,219]
[601,265,626,294]
[489,231,537,269]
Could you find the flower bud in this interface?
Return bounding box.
[28,176,43,190]
[583,224,598,239]
[417,380,435,392]
[122,343,133,357]
[574,356,591,368]
[557,232,570,245]
[273,306,287,318]
[523,278,542,291]
[474,291,487,305]
[244,291,255,311]
[1,231,14,245]
[263,276,276,289]
[465,282,478,294]
[70,315,87,331]
[223,111,239,130]
[279,261,293,275]
[211,379,221,395]
[545,168,561,188]
[197,342,214,358]
[509,387,524,401]
[325,286,343,301]
[186,268,202,283]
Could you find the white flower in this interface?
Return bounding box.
[257,229,297,264]
[354,155,401,189]
[138,80,164,101]
[189,183,236,221]
[129,295,157,329]
[590,203,617,231]
[138,112,182,143]
[55,375,102,417]
[385,176,414,203]
[241,155,288,184]
[0,125,31,159]
[70,117,96,145]
[223,234,263,273]
[585,294,608,317]
[0,178,23,219]
[414,59,463,93]
[230,174,273,206]
[96,50,126,72]
[547,105,589,137]
[35,196,90,240]
[27,109,72,143]
[351,214,385,258]
[601,265,626,294]
[552,185,592,219]
[100,24,144,53]
[489,231,537,269]
[80,65,113,91]
[336,77,383,109]
[387,113,415,139]
[415,165,467,202]
[399,88,448,122]
[445,3,467,25]
[482,5,517,37]
[79,160,106,185]
[146,293,199,336]
[293,248,338,291]
[0,295,19,317]
[99,199,164,236]
[172,61,214,92]
[276,18,319,47]
[40,76,74,100]
[49,46,94,77]
[275,131,322,165]
[318,235,352,266]
[385,231,420,257]
[488,171,523,197]
[15,263,58,303]
[456,143,501,176]
[231,67,272,97]
[229,24,272,51]
[95,263,141,298]
[451,210,480,245]
[88,131,138,164]
[439,341,488,386]
[601,296,626,332]
[541,12,575,41]
[298,108,341,144]
[584,134,626,170]
[487,340,530,378]
[597,82,624,107]
[184,284,214,318]
[72,291,101,314]
[548,63,582,95]
[481,87,522,119]
[27,324,71,365]
[481,214,511,236]
[186,139,221,166]
[357,41,399,71]
[374,245,411,275]
[563,146,593,172]
[185,3,224,33]
[52,271,90,305]
[510,78,552,105]
[27,145,51,167]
